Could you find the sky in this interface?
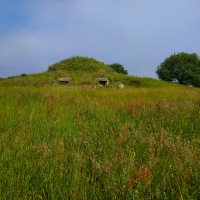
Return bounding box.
[0,0,200,78]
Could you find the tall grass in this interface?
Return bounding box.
[0,86,199,199]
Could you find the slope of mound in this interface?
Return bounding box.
[0,56,177,88]
[48,56,113,73]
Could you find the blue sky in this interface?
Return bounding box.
[1,0,200,78]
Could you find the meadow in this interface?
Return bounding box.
[0,85,200,199]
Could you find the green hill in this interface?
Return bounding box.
[48,56,113,73]
[0,56,173,88]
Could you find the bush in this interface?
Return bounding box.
[108,63,128,75]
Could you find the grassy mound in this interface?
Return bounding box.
[0,56,175,88]
[48,56,113,73]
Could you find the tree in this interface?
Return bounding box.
[108,63,128,75]
[20,73,27,77]
[156,52,200,87]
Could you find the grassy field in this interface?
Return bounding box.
[0,85,200,199]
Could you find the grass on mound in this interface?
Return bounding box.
[0,56,176,88]
[48,56,114,73]
[0,71,172,88]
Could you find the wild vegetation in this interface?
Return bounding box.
[0,84,199,199]
[0,56,200,199]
